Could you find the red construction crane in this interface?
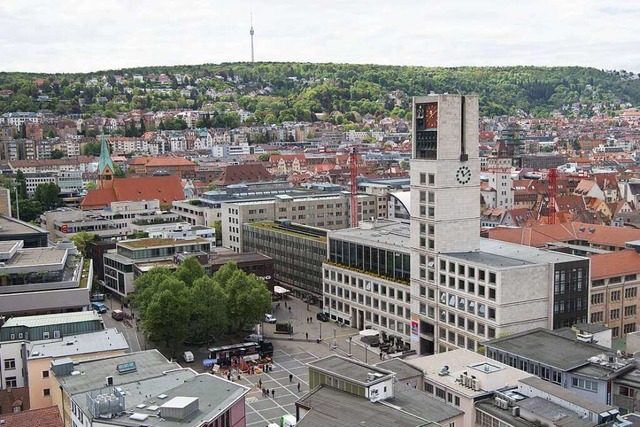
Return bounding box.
[350,147,359,228]
[547,168,558,225]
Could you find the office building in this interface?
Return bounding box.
[242,220,326,299]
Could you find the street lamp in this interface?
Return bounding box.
[319,321,322,340]
[365,343,369,364]
[348,336,352,357]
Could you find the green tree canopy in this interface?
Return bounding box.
[33,182,62,211]
[174,256,205,287]
[69,232,98,256]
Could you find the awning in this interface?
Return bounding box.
[274,286,290,294]
[359,329,379,337]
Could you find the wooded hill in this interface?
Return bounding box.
[1,63,639,120]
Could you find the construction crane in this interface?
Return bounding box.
[350,147,359,228]
[547,168,558,225]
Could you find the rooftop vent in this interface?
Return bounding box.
[160,396,199,421]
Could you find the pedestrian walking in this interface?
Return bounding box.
[261,388,266,396]
[379,351,383,360]
[288,306,292,313]
[297,382,301,392]
[258,378,262,389]
[289,373,293,382]
[284,301,287,308]
[271,389,275,398]
[305,332,309,340]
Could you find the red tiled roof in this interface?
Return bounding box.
[81,176,184,209]
[0,406,62,427]
[0,387,29,415]
[486,222,640,248]
[213,163,272,186]
[591,250,640,280]
[145,157,195,167]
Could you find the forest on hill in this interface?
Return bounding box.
[1,62,639,121]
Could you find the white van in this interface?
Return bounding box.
[182,351,194,363]
[244,333,263,343]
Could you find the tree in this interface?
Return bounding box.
[257,153,270,162]
[144,287,191,354]
[33,183,62,211]
[86,182,97,190]
[215,263,271,333]
[114,165,126,178]
[83,141,101,156]
[15,170,27,199]
[174,256,205,287]
[131,267,175,318]
[51,149,65,159]
[187,276,228,343]
[212,220,222,245]
[70,232,98,256]
[17,199,43,222]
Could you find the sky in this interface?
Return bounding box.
[1,0,639,74]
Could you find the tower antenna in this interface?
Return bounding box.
[250,12,255,63]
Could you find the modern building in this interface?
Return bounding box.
[484,328,636,405]
[406,348,534,427]
[222,192,382,253]
[0,240,93,317]
[0,312,107,391]
[51,350,249,427]
[322,220,412,341]
[103,237,211,297]
[0,214,48,248]
[297,354,463,427]
[242,220,327,299]
[409,95,590,356]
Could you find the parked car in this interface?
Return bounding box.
[264,314,277,324]
[182,351,194,363]
[316,312,330,322]
[111,309,124,320]
[91,302,107,314]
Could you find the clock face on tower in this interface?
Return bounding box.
[425,103,438,128]
[455,166,471,185]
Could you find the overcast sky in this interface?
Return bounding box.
[1,0,639,74]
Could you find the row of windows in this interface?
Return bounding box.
[325,297,410,336]
[325,283,411,319]
[424,383,461,407]
[592,274,638,287]
[437,327,479,351]
[591,288,638,304]
[324,269,411,303]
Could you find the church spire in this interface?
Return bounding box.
[97,133,115,189]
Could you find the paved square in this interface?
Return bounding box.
[238,348,320,427]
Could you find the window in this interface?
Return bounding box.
[625,288,637,299]
[5,377,17,388]
[420,173,426,185]
[611,291,621,302]
[591,311,604,323]
[436,387,445,400]
[572,377,598,392]
[591,293,604,305]
[4,359,16,370]
[454,396,460,406]
[43,388,51,397]
[624,323,636,334]
[42,370,49,378]
[625,305,637,317]
[425,383,434,394]
[552,371,562,384]
[611,309,620,320]
[428,174,435,185]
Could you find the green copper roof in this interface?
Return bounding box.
[98,133,115,174]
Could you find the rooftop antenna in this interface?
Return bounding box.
[250,12,255,63]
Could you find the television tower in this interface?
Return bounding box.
[250,13,255,63]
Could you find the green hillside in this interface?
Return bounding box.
[1,62,639,120]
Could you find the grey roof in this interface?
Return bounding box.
[296,385,437,427]
[29,328,129,359]
[307,354,394,386]
[518,396,593,427]
[484,328,609,371]
[327,221,410,253]
[91,373,249,427]
[519,377,615,413]
[375,358,423,380]
[385,388,463,423]
[57,349,182,395]
[0,214,48,235]
[444,238,587,270]
[3,311,101,328]
[475,400,534,427]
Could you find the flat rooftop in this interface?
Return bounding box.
[375,358,422,381]
[2,246,68,268]
[406,348,533,397]
[296,384,437,427]
[484,328,611,371]
[245,221,327,242]
[519,376,615,413]
[118,237,208,249]
[0,214,47,236]
[307,354,394,386]
[328,221,409,253]
[56,350,182,396]
[98,373,249,427]
[3,311,101,329]
[444,238,588,270]
[29,328,129,359]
